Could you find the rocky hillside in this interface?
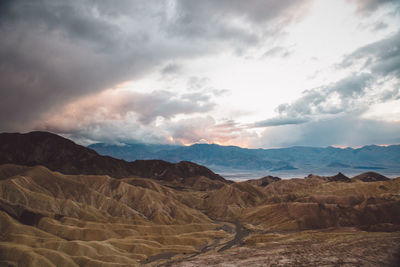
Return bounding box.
[0,132,399,266]
[0,162,399,266]
[0,132,228,188]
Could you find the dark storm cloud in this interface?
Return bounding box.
[174,0,312,25]
[170,0,313,47]
[0,0,314,133]
[0,0,169,131]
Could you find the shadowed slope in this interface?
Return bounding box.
[245,175,281,187]
[352,171,390,182]
[0,132,229,188]
[241,176,400,231]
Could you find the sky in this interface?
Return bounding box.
[0,0,400,148]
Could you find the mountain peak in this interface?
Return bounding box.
[327,172,351,182]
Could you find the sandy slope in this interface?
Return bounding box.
[0,164,399,266]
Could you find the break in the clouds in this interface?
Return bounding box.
[253,29,400,146]
[0,0,399,148]
[260,30,400,144]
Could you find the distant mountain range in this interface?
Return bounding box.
[1,131,397,180]
[0,131,228,188]
[88,142,400,177]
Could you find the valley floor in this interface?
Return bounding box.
[163,228,400,266]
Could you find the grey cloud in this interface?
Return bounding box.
[169,0,313,44]
[43,89,215,127]
[181,92,212,103]
[129,91,215,124]
[254,30,400,144]
[379,86,400,101]
[211,89,230,97]
[252,73,374,128]
[279,73,373,117]
[372,21,389,31]
[174,0,312,24]
[0,1,170,131]
[253,117,310,127]
[47,119,169,147]
[254,31,400,130]
[340,31,400,77]
[358,21,390,32]
[36,88,218,146]
[186,77,211,91]
[1,0,125,48]
[46,114,249,147]
[263,46,292,58]
[329,73,373,97]
[161,63,182,75]
[348,0,400,14]
[184,77,231,99]
[185,77,230,96]
[1,0,314,132]
[181,88,229,101]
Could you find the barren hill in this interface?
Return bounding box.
[0,163,399,266]
[0,131,228,188]
[0,132,399,266]
[352,171,390,182]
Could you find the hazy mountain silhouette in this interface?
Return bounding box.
[89,142,400,175]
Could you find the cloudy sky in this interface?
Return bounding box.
[1,0,400,148]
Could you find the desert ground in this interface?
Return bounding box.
[1,163,399,266]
